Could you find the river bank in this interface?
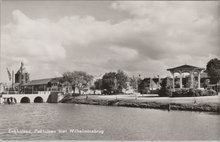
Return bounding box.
[61,94,220,113]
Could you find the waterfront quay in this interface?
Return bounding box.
[62,94,220,112]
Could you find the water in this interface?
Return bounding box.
[0,103,219,140]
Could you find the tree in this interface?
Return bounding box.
[102,70,129,94]
[129,76,138,91]
[102,72,117,94]
[61,72,76,93]
[116,70,129,93]
[158,77,172,97]
[62,71,93,95]
[90,79,103,94]
[94,79,103,90]
[206,58,220,84]
[138,78,150,94]
[203,79,210,89]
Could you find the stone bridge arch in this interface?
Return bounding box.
[34,96,44,103]
[1,92,62,104]
[20,97,30,103]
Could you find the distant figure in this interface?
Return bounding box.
[194,98,197,104]
[3,98,7,104]
[14,98,17,103]
[7,98,10,104]
[168,104,170,111]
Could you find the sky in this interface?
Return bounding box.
[1,0,220,82]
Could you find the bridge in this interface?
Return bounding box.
[0,91,64,104]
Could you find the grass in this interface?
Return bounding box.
[61,94,220,113]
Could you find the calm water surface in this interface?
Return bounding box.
[0,103,219,140]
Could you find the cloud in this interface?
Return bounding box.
[3,10,66,62]
[1,1,220,82]
[109,46,138,60]
[111,1,220,57]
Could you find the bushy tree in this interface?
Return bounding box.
[138,78,150,94]
[116,70,129,93]
[62,71,93,95]
[102,72,117,94]
[158,77,172,97]
[206,58,220,84]
[129,76,139,91]
[90,79,103,94]
[101,70,129,94]
[94,79,103,90]
[203,79,210,89]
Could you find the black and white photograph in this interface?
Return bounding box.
[0,0,220,141]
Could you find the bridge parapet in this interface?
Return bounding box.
[1,93,51,103]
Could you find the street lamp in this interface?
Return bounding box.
[114,76,118,100]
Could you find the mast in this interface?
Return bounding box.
[19,61,24,93]
[12,70,14,90]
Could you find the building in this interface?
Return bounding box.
[9,62,73,94]
[15,62,29,84]
[167,64,205,89]
[22,77,73,94]
[139,77,161,94]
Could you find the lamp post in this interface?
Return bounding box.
[135,77,138,100]
[114,76,118,100]
[135,74,141,100]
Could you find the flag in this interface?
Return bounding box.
[21,61,24,67]
[7,68,12,81]
[20,61,24,72]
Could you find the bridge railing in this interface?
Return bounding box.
[38,91,51,95]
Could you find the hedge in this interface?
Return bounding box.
[158,88,172,97]
[171,88,217,97]
[158,88,217,97]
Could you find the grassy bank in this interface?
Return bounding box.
[60,94,220,113]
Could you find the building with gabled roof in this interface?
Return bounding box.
[21,77,73,94]
[23,78,52,86]
[167,64,205,89]
[167,64,205,73]
[15,62,30,84]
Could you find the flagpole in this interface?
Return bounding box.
[7,68,12,93]
[12,70,14,91]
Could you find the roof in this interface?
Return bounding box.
[50,77,62,83]
[23,77,61,86]
[23,78,52,86]
[167,64,205,72]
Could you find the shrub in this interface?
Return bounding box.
[172,89,191,97]
[207,89,217,96]
[158,78,172,97]
[158,88,172,97]
[200,89,217,96]
[171,88,217,97]
[150,89,159,94]
[194,89,202,97]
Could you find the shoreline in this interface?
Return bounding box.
[61,95,220,113]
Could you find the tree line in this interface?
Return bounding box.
[60,58,220,95]
[60,69,140,95]
[91,70,140,95]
